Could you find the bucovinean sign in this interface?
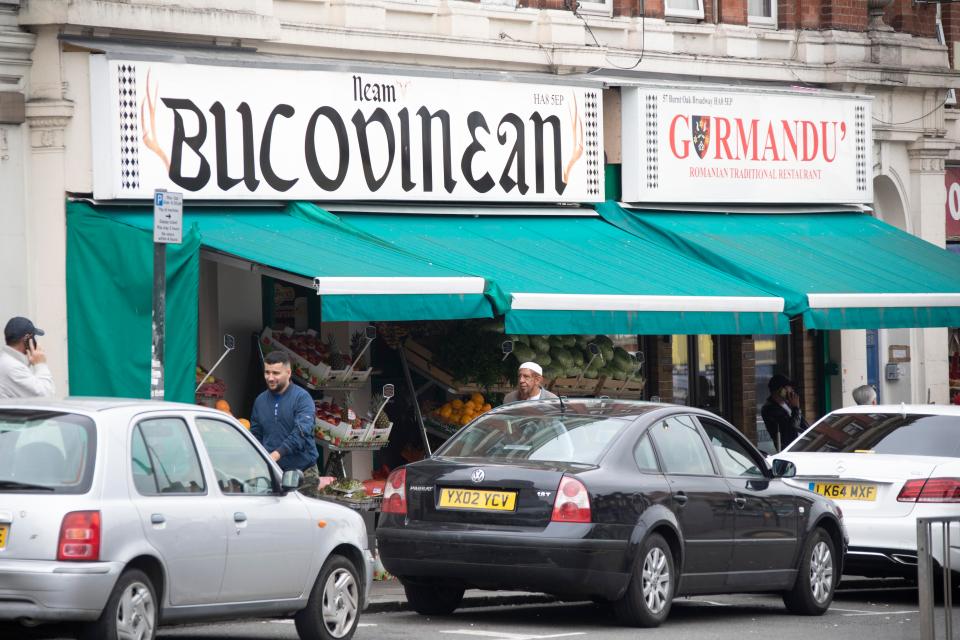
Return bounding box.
[90,58,603,202]
[620,86,873,204]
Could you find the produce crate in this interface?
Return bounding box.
[595,375,646,399]
[550,377,601,397]
[403,339,457,388]
[316,417,368,443]
[260,327,332,387]
[365,421,393,444]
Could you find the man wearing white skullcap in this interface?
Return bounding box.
[503,361,559,403]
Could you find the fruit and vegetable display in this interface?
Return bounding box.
[314,391,393,446]
[195,365,226,398]
[260,327,368,387]
[319,477,369,502]
[431,392,493,428]
[508,334,641,382]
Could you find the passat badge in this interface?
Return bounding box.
[471,469,485,484]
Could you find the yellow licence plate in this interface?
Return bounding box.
[0,524,8,549]
[809,482,877,501]
[438,488,517,512]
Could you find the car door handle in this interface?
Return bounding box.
[233,512,247,523]
[733,496,747,508]
[150,513,165,525]
[673,493,689,506]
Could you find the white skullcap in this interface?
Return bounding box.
[518,361,543,376]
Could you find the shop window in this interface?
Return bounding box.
[754,334,792,453]
[747,0,776,27]
[671,335,724,415]
[665,0,704,20]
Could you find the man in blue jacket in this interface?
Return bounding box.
[251,350,320,497]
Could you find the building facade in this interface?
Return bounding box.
[2,0,959,440]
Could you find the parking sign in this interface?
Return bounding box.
[153,189,183,244]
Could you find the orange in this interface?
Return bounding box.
[451,399,464,409]
[470,393,485,406]
[481,403,492,412]
[238,418,251,429]
[215,399,232,414]
[439,406,453,419]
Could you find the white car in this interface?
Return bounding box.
[0,398,373,640]
[773,404,959,582]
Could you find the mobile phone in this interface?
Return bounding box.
[28,336,37,351]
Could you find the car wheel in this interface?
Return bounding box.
[402,581,465,616]
[295,555,361,640]
[80,568,157,640]
[613,533,675,627]
[783,528,836,615]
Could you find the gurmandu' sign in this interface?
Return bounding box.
[620,87,873,204]
[90,58,603,202]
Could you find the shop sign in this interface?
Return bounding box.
[90,58,603,203]
[945,166,960,239]
[621,86,873,204]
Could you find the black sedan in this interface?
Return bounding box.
[376,399,846,627]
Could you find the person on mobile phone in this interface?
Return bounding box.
[760,373,808,452]
[0,317,56,398]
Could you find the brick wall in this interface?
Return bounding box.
[884,0,937,38]
[728,336,757,440]
[791,319,821,425]
[945,3,960,70]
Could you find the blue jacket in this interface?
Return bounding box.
[250,383,318,472]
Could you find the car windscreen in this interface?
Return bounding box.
[0,410,97,493]
[788,413,960,457]
[437,413,632,464]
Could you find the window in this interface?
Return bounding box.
[789,413,960,458]
[634,434,660,473]
[748,0,776,27]
[699,418,764,478]
[576,0,613,17]
[196,418,275,495]
[132,418,206,495]
[665,0,704,20]
[440,412,635,465]
[649,415,715,475]
[0,411,96,493]
[672,335,724,414]
[754,334,793,454]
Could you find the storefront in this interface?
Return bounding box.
[946,166,960,404]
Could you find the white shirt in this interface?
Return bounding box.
[0,346,56,399]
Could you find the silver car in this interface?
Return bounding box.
[0,398,373,640]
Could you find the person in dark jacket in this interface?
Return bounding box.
[760,373,809,452]
[251,350,320,497]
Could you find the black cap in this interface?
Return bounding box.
[4,317,44,343]
[768,373,794,394]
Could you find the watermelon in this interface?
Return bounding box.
[530,336,551,353]
[542,365,563,380]
[613,347,633,371]
[571,350,585,367]
[565,366,582,378]
[513,345,536,363]
[535,352,552,367]
[582,369,599,379]
[550,347,574,368]
[561,335,577,348]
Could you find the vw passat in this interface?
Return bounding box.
[0,398,373,640]
[377,399,846,627]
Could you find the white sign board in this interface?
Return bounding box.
[621,86,873,204]
[153,189,183,244]
[91,58,603,203]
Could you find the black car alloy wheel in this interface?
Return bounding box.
[614,533,675,627]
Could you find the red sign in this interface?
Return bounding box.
[946,166,960,239]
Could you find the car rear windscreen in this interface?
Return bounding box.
[788,413,960,457]
[0,411,97,493]
[438,413,632,464]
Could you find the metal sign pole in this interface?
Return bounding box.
[152,189,184,401]
[151,243,166,400]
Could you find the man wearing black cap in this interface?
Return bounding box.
[0,317,55,398]
[760,373,808,452]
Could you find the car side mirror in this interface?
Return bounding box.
[281,469,303,493]
[770,459,796,478]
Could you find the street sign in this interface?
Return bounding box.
[153,189,183,244]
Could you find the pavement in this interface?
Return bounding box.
[367,578,558,613]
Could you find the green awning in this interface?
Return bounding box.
[598,202,960,330]
[69,201,495,322]
[337,212,790,335]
